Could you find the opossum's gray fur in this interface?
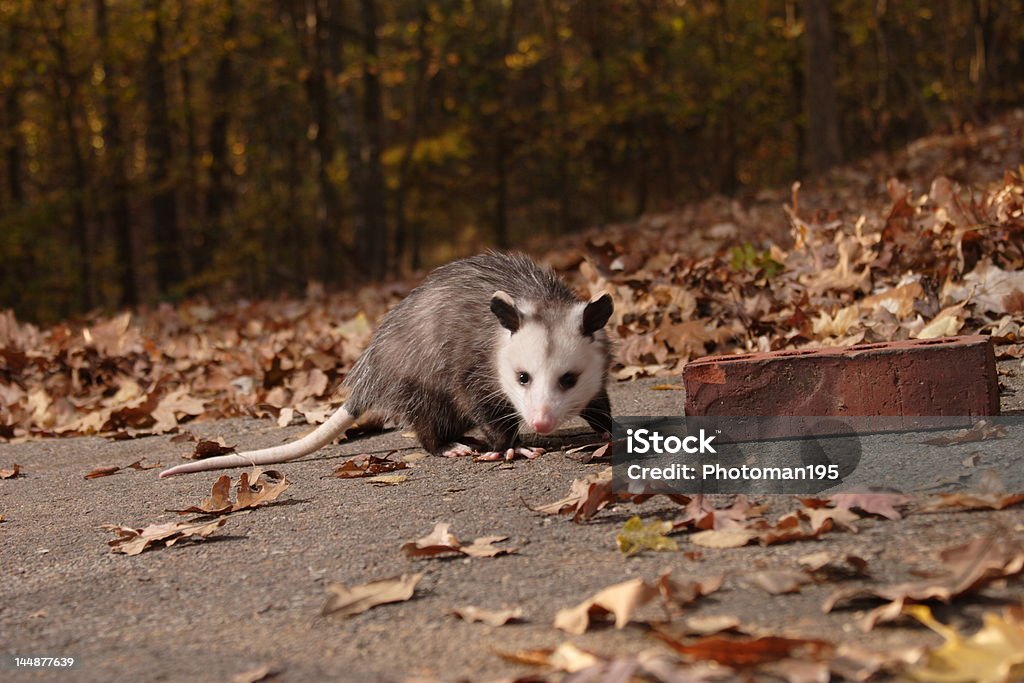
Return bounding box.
[160,252,612,477]
[344,251,611,452]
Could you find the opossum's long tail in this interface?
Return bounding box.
[158,405,357,478]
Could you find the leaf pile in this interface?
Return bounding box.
[4,114,1024,438]
[103,468,290,555]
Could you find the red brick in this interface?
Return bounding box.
[684,336,999,417]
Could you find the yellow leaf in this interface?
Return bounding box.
[616,516,678,557]
[907,605,1024,683]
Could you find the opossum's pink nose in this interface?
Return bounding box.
[532,410,556,434]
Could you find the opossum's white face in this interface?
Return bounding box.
[491,292,612,434]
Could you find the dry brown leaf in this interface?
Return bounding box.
[815,492,909,521]
[922,420,1008,446]
[448,606,523,626]
[749,569,812,595]
[690,528,757,548]
[0,463,22,479]
[188,438,236,460]
[103,518,227,555]
[460,535,514,558]
[231,664,276,683]
[554,577,660,634]
[657,572,724,612]
[495,647,556,667]
[236,468,289,509]
[322,573,423,617]
[680,615,745,636]
[652,626,833,667]
[331,454,408,478]
[400,523,515,559]
[532,466,617,521]
[400,522,462,558]
[84,465,122,479]
[126,460,162,470]
[366,474,408,485]
[171,468,289,515]
[919,491,1024,512]
[824,535,1024,631]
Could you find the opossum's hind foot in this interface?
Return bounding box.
[441,442,478,458]
[474,446,546,462]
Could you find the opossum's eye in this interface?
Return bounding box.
[517,371,531,385]
[558,372,578,390]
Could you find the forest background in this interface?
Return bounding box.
[2,0,1023,323]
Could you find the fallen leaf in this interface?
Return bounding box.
[448,606,523,626]
[824,536,1024,630]
[322,573,423,617]
[616,516,678,557]
[657,572,724,613]
[919,491,1024,512]
[690,528,757,548]
[749,569,812,595]
[400,522,462,558]
[366,474,408,485]
[400,522,515,559]
[126,460,162,470]
[547,642,602,673]
[554,577,660,634]
[235,468,290,509]
[171,468,289,515]
[0,463,22,479]
[680,615,745,636]
[821,492,909,521]
[85,465,121,479]
[188,438,236,460]
[495,647,556,667]
[103,518,227,556]
[922,420,1007,446]
[652,627,833,667]
[460,535,515,558]
[905,604,1024,683]
[798,551,833,572]
[231,664,276,683]
[533,466,616,521]
[332,454,408,478]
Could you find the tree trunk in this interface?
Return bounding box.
[143,0,183,294]
[802,0,842,174]
[2,9,25,208]
[393,0,430,273]
[541,0,571,233]
[204,0,238,262]
[44,1,95,309]
[95,0,137,307]
[358,0,387,279]
[176,1,202,270]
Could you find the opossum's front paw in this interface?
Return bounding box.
[474,446,546,462]
[442,442,478,458]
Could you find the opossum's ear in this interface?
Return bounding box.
[491,291,521,333]
[581,294,613,336]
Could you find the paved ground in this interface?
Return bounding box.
[1,370,1023,682]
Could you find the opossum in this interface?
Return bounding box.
[159,252,613,477]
